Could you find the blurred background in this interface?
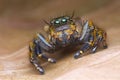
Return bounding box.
[0,0,120,80]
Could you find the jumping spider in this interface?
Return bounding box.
[29,15,107,74]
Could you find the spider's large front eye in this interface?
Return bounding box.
[55,20,60,24]
[62,18,67,22]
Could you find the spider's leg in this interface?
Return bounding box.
[91,29,108,53]
[74,42,93,59]
[102,32,108,49]
[36,33,56,63]
[29,43,44,74]
[29,33,56,74]
[74,21,95,59]
[74,32,95,59]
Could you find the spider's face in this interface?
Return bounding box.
[49,16,76,46]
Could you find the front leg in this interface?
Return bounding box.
[36,33,56,63]
[74,41,93,59]
[29,42,45,74]
[74,20,107,59]
[29,33,56,74]
[74,21,95,59]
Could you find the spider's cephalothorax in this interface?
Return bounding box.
[29,15,108,74]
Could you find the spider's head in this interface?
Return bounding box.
[44,16,75,33]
